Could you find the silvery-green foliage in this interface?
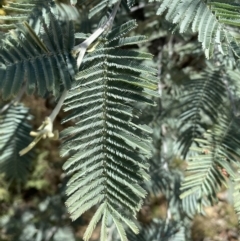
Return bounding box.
[61,20,157,240]
[0,104,33,182]
[2,0,240,241]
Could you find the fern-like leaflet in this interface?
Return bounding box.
[178,68,226,157]
[151,0,240,58]
[61,20,158,241]
[0,8,76,99]
[0,0,79,31]
[0,104,33,182]
[128,219,185,241]
[180,114,240,212]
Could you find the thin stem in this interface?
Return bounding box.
[72,0,121,68]
[20,1,122,156]
[0,102,13,114]
[0,84,26,114]
[49,89,68,122]
[48,0,122,120]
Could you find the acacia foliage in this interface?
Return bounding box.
[1,0,240,241]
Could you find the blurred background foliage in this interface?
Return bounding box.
[0,0,240,240]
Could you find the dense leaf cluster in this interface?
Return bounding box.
[1,0,240,240]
